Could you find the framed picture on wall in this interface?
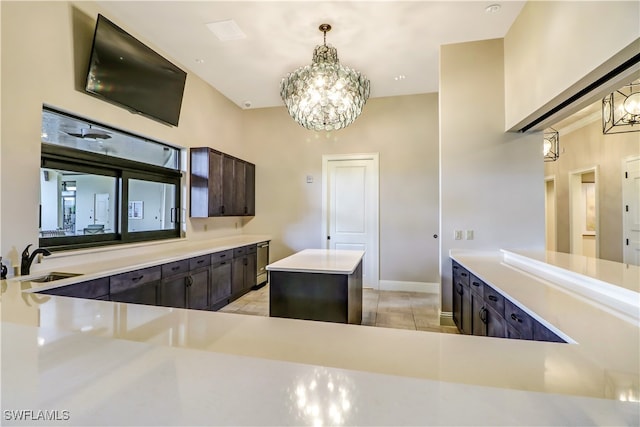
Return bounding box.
[128,201,143,219]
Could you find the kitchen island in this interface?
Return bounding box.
[1,245,638,425]
[267,249,364,324]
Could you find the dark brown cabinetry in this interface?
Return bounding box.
[36,241,265,313]
[190,147,255,217]
[231,245,257,299]
[38,277,109,299]
[110,266,162,305]
[451,260,565,343]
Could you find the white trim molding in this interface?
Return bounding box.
[439,311,454,327]
[378,280,439,293]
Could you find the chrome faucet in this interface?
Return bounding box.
[21,244,51,275]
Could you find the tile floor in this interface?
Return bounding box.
[219,284,460,334]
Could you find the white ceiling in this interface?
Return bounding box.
[96,1,526,110]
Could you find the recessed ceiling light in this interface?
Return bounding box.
[195,58,205,64]
[485,4,501,13]
[394,75,406,81]
[206,19,247,41]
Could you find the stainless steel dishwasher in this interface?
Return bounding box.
[256,241,269,288]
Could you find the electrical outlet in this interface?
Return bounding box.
[454,230,463,240]
[466,230,474,240]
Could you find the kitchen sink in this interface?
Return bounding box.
[23,272,82,283]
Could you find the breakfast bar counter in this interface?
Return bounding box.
[1,245,638,425]
[266,249,364,324]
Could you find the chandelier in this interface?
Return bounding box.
[602,81,640,134]
[280,24,370,131]
[543,128,559,162]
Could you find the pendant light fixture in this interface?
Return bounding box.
[543,128,560,162]
[602,81,640,134]
[280,24,370,131]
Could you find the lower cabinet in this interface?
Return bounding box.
[211,259,232,308]
[231,245,257,300]
[37,243,263,313]
[451,259,565,343]
[38,277,109,299]
[188,266,211,310]
[110,266,162,306]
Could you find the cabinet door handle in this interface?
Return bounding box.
[171,266,180,271]
[132,275,144,282]
[197,260,205,264]
[220,261,226,265]
[472,281,480,287]
[453,266,459,270]
[510,313,522,323]
[461,272,468,277]
[221,206,225,214]
[220,254,226,258]
[479,307,487,323]
[456,284,463,295]
[488,295,498,302]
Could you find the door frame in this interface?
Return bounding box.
[544,175,557,252]
[568,165,600,258]
[321,153,380,289]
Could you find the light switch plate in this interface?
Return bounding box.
[454,230,463,240]
[466,230,474,240]
[306,175,314,183]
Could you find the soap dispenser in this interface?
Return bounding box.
[0,257,7,280]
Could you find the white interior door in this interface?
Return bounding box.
[323,154,379,289]
[94,193,110,227]
[623,157,640,265]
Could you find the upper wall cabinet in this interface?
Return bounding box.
[190,147,255,217]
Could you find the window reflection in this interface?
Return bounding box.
[128,179,177,233]
[40,169,117,237]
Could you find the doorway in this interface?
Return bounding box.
[545,176,557,252]
[569,166,599,258]
[322,153,379,289]
[623,156,640,265]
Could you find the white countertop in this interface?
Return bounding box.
[266,249,365,274]
[17,234,271,293]
[1,247,639,425]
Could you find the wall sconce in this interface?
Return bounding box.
[543,128,560,162]
[602,82,640,134]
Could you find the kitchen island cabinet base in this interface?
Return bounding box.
[269,262,362,324]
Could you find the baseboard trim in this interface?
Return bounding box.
[440,311,455,327]
[377,280,440,293]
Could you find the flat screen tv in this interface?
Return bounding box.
[85,14,187,127]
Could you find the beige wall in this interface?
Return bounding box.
[504,1,640,131]
[0,1,441,285]
[242,94,441,284]
[440,38,545,314]
[545,119,640,262]
[0,1,245,269]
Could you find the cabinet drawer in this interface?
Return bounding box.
[483,285,505,317]
[189,254,211,270]
[452,261,470,286]
[233,246,247,257]
[212,250,233,262]
[504,299,534,340]
[245,244,257,255]
[162,260,189,278]
[533,321,565,343]
[110,266,162,294]
[469,274,484,296]
[40,277,109,299]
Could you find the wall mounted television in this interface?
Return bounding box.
[85,14,187,127]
